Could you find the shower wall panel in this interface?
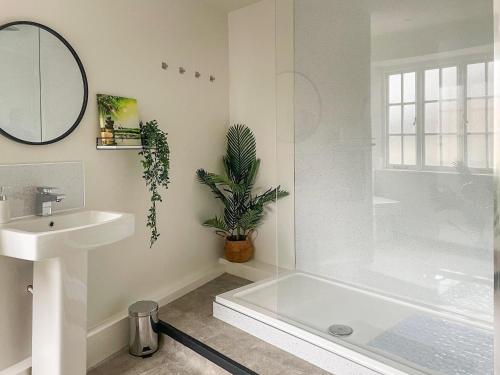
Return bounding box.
[294,0,373,275]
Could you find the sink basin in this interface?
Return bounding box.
[0,210,134,261]
[0,210,135,375]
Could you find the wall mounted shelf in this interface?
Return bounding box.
[96,137,144,150]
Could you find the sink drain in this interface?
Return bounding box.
[328,324,353,337]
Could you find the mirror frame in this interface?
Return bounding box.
[0,20,88,145]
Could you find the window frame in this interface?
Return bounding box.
[464,60,494,171]
[384,69,418,169]
[382,53,493,174]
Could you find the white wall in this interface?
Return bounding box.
[228,0,295,269]
[372,17,494,62]
[0,0,229,370]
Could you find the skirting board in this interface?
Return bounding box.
[87,264,225,368]
[2,264,225,375]
[218,257,285,282]
[0,358,31,375]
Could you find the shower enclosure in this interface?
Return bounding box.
[216,1,497,374]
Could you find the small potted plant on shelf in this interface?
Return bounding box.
[196,124,288,263]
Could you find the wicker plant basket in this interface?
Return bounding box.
[224,237,254,263]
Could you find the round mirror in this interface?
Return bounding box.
[0,21,88,145]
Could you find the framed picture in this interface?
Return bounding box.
[97,94,140,145]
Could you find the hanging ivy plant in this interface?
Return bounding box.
[139,120,171,247]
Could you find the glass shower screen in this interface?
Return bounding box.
[272,0,495,373]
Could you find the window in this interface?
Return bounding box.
[424,66,458,167]
[387,72,416,166]
[385,59,493,172]
[465,62,494,169]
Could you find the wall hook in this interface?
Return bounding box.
[195,71,201,78]
[179,67,186,74]
[161,62,168,70]
[209,75,215,82]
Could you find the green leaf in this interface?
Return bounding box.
[226,124,256,182]
[196,169,228,204]
[200,171,244,193]
[224,196,239,231]
[243,159,260,198]
[139,120,171,247]
[254,186,289,206]
[238,207,264,231]
[203,216,229,233]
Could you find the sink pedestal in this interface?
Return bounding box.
[32,252,88,375]
[0,210,135,374]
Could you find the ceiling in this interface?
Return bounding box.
[202,0,262,13]
[202,0,492,35]
[367,0,492,36]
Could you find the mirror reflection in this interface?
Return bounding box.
[0,23,87,144]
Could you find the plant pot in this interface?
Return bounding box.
[224,237,253,263]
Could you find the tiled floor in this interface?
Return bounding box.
[88,274,329,375]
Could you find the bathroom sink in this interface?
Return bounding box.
[0,209,135,375]
[0,210,134,261]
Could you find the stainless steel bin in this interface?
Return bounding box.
[128,300,159,357]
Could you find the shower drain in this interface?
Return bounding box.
[328,324,353,337]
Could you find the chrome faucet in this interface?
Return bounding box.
[35,187,65,216]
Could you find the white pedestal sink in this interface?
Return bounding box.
[0,210,135,375]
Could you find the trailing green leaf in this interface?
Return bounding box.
[139,120,171,247]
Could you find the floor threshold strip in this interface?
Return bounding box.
[157,319,259,375]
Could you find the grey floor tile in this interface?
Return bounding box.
[89,273,329,375]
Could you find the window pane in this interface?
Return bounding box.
[389,74,401,104]
[467,63,486,98]
[389,136,402,164]
[403,72,415,103]
[441,101,457,133]
[403,136,416,165]
[389,105,401,134]
[425,135,440,166]
[442,135,458,167]
[425,69,439,101]
[488,61,494,97]
[467,98,486,133]
[425,102,439,133]
[467,134,487,168]
[442,67,457,100]
[403,104,416,134]
[488,98,493,132]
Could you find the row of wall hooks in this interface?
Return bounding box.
[161,61,215,82]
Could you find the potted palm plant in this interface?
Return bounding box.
[196,124,288,262]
